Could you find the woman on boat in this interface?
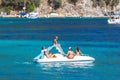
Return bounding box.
[42,46,56,58]
[75,46,81,56]
[66,47,75,59]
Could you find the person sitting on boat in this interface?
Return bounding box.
[75,46,82,56]
[66,47,75,59]
[42,46,57,58]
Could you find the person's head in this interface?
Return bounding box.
[42,46,45,50]
[54,36,58,40]
[68,47,72,51]
[76,46,79,51]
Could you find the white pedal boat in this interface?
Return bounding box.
[33,45,95,63]
[34,54,95,63]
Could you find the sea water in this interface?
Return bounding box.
[0,18,120,80]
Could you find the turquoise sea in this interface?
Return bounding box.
[0,18,120,80]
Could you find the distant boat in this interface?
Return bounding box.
[18,12,28,18]
[27,11,39,19]
[108,15,120,24]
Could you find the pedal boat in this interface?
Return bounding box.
[34,54,95,63]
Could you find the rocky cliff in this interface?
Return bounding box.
[36,0,120,17]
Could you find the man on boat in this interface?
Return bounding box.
[66,47,75,59]
[42,46,56,58]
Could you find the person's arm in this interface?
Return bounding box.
[66,51,70,57]
[44,51,49,58]
[72,51,75,56]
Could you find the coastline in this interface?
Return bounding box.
[0,0,119,20]
[1,14,109,18]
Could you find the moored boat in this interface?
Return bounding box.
[27,11,39,19]
[108,15,120,24]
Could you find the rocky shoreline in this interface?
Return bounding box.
[36,0,120,18]
[1,0,120,18]
[36,0,104,18]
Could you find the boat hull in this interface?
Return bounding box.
[108,19,120,24]
[34,54,95,63]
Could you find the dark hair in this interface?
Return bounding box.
[76,46,79,51]
[42,46,45,50]
[54,36,58,39]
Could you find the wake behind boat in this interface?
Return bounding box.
[33,45,95,63]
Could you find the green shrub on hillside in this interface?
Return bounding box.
[1,0,40,11]
[3,6,12,14]
[26,4,35,12]
[48,0,62,10]
[92,0,119,9]
[68,0,78,5]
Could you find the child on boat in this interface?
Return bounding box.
[53,36,61,47]
[53,36,58,45]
